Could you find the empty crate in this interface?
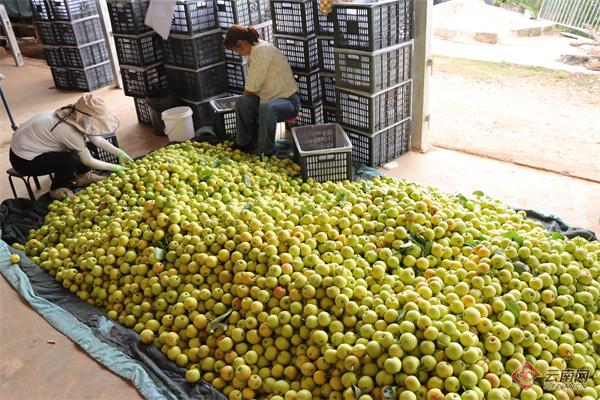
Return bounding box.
[163,30,225,69]
[294,69,321,105]
[121,63,169,97]
[323,105,336,123]
[337,80,411,133]
[346,118,411,167]
[274,34,318,72]
[271,0,315,37]
[287,102,324,128]
[226,62,247,93]
[210,95,240,140]
[107,0,151,34]
[70,61,114,91]
[165,63,228,101]
[320,72,335,107]
[37,16,104,46]
[62,40,109,68]
[249,0,270,24]
[182,94,231,129]
[37,22,60,45]
[292,123,352,182]
[87,134,120,163]
[333,0,413,51]
[50,0,98,21]
[171,0,218,35]
[335,41,412,93]
[50,67,71,89]
[314,0,334,35]
[317,35,334,73]
[216,0,251,29]
[31,0,53,20]
[134,97,152,125]
[43,46,64,67]
[114,32,162,67]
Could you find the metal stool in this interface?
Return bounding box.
[7,168,53,200]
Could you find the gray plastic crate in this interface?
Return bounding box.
[121,62,169,97]
[274,34,318,72]
[165,63,228,101]
[61,40,109,68]
[171,0,218,35]
[226,62,247,93]
[37,22,60,44]
[336,80,411,133]
[55,16,105,46]
[31,0,54,20]
[114,32,163,67]
[43,45,64,67]
[345,118,411,167]
[50,66,71,89]
[210,95,241,140]
[323,105,336,123]
[134,97,152,125]
[87,134,120,163]
[69,61,114,91]
[333,0,413,51]
[314,0,334,35]
[163,30,224,69]
[287,101,324,128]
[216,0,251,29]
[50,0,98,21]
[294,69,321,105]
[335,41,412,93]
[320,72,335,107]
[249,0,270,24]
[271,0,315,37]
[107,0,151,34]
[224,20,272,62]
[292,123,352,182]
[317,35,334,73]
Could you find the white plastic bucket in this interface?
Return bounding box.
[161,106,194,142]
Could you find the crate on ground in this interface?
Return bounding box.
[286,101,324,128]
[69,61,114,91]
[114,32,162,67]
[335,41,412,93]
[107,0,151,34]
[317,35,334,73]
[292,123,352,182]
[210,95,241,140]
[43,46,64,67]
[87,134,120,164]
[320,72,335,107]
[333,0,413,51]
[314,0,334,35]
[271,0,314,37]
[249,0,270,24]
[294,69,321,106]
[274,34,318,72]
[224,21,272,62]
[163,30,224,69]
[50,0,98,21]
[346,118,410,167]
[121,62,169,97]
[171,0,218,35]
[31,0,53,20]
[50,66,71,89]
[226,62,247,93]
[336,80,411,133]
[182,94,229,129]
[323,105,336,123]
[165,63,228,101]
[37,22,60,45]
[55,16,105,46]
[216,0,250,29]
[134,97,152,125]
[62,40,109,68]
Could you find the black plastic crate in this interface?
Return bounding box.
[292,123,352,182]
[55,16,104,46]
[333,0,413,51]
[69,61,114,91]
[50,66,71,89]
[216,0,251,29]
[163,30,224,69]
[223,21,272,62]
[37,22,60,44]
[171,0,218,35]
[62,40,109,68]
[323,105,336,123]
[107,0,151,35]
[50,0,98,21]
[320,72,335,107]
[294,69,321,106]
[337,80,411,133]
[165,63,228,101]
[134,97,152,125]
[274,34,318,72]
[335,40,412,93]
[346,118,411,167]
[182,94,230,129]
[43,46,64,67]
[226,62,246,93]
[287,101,323,128]
[114,32,163,67]
[314,0,334,35]
[271,0,314,37]
[87,134,120,164]
[31,0,53,20]
[249,0,270,24]
[121,62,169,97]
[317,35,334,73]
[210,95,240,140]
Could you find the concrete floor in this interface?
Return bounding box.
[1,55,599,399]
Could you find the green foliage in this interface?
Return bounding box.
[494,0,542,17]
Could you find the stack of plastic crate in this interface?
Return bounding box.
[333,0,414,167]
[33,0,113,91]
[107,0,164,126]
[271,0,322,128]
[315,0,336,124]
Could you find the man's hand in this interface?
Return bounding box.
[116,149,134,165]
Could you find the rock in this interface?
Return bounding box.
[435,27,458,40]
[474,32,499,44]
[512,26,543,37]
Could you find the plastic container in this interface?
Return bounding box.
[291,123,352,182]
[274,34,318,72]
[320,72,335,107]
[335,41,413,93]
[323,105,336,123]
[50,66,71,89]
[226,62,247,93]
[50,0,98,21]
[165,63,228,101]
[210,95,240,140]
[55,16,105,46]
[162,106,195,142]
[114,32,163,67]
[314,0,334,35]
[107,0,151,35]
[162,30,224,70]
[121,62,169,97]
[182,94,230,129]
[249,0,270,24]
[43,46,64,67]
[171,0,218,35]
[134,97,152,125]
[294,69,321,106]
[271,0,315,37]
[336,80,412,133]
[333,0,413,51]
[69,61,114,91]
[216,0,251,29]
[286,101,324,128]
[317,35,334,73]
[37,22,60,45]
[61,39,109,68]
[31,0,54,20]
[86,134,120,163]
[345,117,411,167]
[147,93,181,135]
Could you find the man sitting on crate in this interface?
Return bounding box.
[224,25,300,156]
[9,93,134,200]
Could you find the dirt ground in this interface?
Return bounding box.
[429,56,600,183]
